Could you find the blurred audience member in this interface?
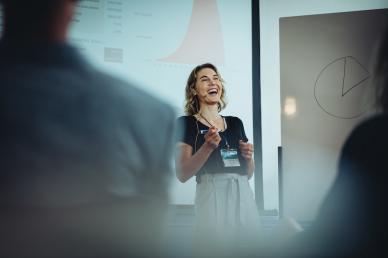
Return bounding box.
[0,0,176,257]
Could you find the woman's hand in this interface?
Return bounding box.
[204,126,221,150]
[239,140,254,161]
[175,126,221,183]
[240,140,255,179]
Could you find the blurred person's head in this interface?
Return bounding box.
[0,0,79,42]
[184,63,227,115]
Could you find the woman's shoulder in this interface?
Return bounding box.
[223,116,243,124]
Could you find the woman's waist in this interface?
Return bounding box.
[196,172,248,184]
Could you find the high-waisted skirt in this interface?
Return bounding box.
[194,173,262,255]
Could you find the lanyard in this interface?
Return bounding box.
[199,113,230,149]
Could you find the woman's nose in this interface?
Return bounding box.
[208,79,216,85]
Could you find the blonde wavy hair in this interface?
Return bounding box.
[184,63,227,115]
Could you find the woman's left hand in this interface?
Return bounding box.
[239,140,254,160]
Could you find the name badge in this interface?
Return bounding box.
[220,148,240,167]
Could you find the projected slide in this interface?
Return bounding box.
[70,0,124,64]
[68,0,253,205]
[0,0,253,205]
[159,0,225,65]
[71,0,225,66]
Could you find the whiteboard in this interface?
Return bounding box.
[280,9,388,221]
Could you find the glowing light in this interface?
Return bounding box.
[284,97,297,117]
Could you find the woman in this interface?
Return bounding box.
[176,63,261,254]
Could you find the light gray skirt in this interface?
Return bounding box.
[194,173,262,253]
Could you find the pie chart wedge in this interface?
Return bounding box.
[314,56,371,119]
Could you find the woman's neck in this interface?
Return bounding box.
[196,105,225,131]
[198,105,220,120]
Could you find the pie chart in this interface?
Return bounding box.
[314,56,371,119]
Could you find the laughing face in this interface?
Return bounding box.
[195,68,223,107]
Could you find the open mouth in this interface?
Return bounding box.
[208,88,218,96]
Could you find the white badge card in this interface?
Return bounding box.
[220,148,240,167]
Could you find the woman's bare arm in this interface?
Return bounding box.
[175,126,221,182]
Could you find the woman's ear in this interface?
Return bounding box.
[191,89,197,95]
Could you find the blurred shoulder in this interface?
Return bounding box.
[341,114,388,159]
[92,71,175,118]
[176,115,196,130]
[176,115,194,123]
[346,114,388,143]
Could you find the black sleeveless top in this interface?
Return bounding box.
[177,115,249,182]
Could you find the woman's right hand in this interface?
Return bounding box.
[204,126,221,150]
[176,127,220,183]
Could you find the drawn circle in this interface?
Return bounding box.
[314,56,371,119]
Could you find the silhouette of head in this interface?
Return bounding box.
[0,0,79,41]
